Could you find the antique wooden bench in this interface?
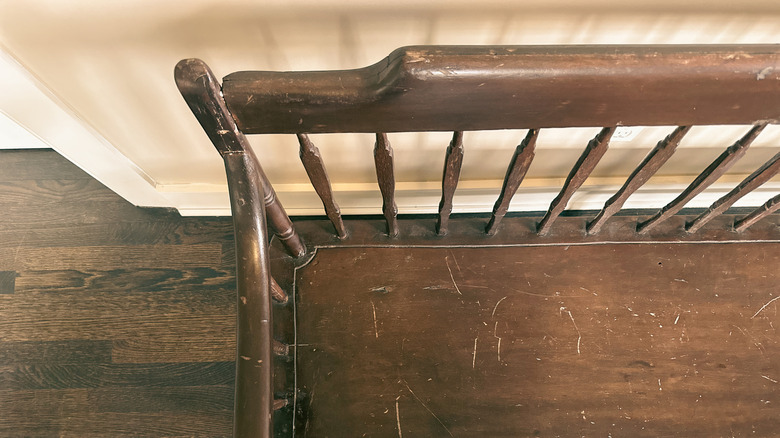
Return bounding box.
[175,45,780,437]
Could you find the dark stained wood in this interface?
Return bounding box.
[734,194,780,232]
[0,362,234,390]
[374,133,399,237]
[537,127,615,235]
[223,151,275,438]
[587,126,690,234]
[0,149,94,182]
[638,124,767,234]
[13,267,234,295]
[270,276,288,304]
[222,45,780,134]
[175,58,306,258]
[297,134,347,239]
[436,131,465,236]
[0,149,304,438]
[0,244,222,271]
[485,129,538,235]
[0,340,112,365]
[0,271,15,294]
[112,338,234,364]
[85,385,234,413]
[296,244,780,437]
[686,150,780,233]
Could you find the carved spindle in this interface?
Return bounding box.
[374,133,399,237]
[297,134,347,238]
[587,126,690,234]
[174,58,306,258]
[734,194,780,232]
[686,150,780,233]
[485,129,538,235]
[273,340,290,356]
[270,276,288,304]
[436,131,465,235]
[637,123,767,234]
[537,127,615,236]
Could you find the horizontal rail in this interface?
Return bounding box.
[223,45,780,134]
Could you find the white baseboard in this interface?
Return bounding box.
[164,180,780,217]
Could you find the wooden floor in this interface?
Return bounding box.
[2,149,780,437]
[1,150,237,437]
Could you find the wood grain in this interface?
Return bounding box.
[0,244,223,271]
[0,340,112,365]
[485,129,538,235]
[638,124,766,234]
[13,267,234,295]
[537,127,614,235]
[436,132,465,236]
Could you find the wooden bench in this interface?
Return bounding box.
[175,45,780,437]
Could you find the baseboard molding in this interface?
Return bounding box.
[163,181,780,217]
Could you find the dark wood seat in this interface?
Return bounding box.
[175,45,780,437]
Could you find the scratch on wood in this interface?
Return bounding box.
[492,296,508,317]
[472,337,478,369]
[395,399,403,438]
[762,375,778,384]
[561,307,582,354]
[448,250,461,272]
[751,295,780,319]
[445,257,462,295]
[371,300,379,338]
[493,321,502,362]
[402,379,453,437]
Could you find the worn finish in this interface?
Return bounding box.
[296,244,780,437]
[270,276,288,304]
[735,194,780,232]
[174,58,306,258]
[587,126,690,235]
[296,134,347,239]
[374,133,399,237]
[687,150,780,233]
[223,45,780,135]
[223,152,274,438]
[538,127,615,235]
[638,124,767,234]
[436,132,465,235]
[485,129,538,235]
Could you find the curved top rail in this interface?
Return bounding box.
[222,45,780,134]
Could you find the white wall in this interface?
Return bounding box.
[1,1,779,215]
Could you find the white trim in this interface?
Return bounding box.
[0,46,171,208]
[164,181,780,217]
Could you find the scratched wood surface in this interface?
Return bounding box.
[296,244,780,437]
